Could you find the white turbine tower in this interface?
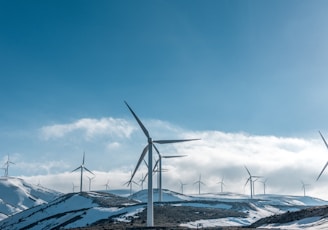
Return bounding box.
[194,174,205,195]
[139,173,146,190]
[179,180,187,194]
[71,152,94,193]
[301,180,310,196]
[217,176,225,193]
[87,176,95,191]
[317,131,328,181]
[124,101,199,227]
[153,145,186,201]
[72,183,78,193]
[4,154,15,177]
[244,166,261,199]
[124,171,138,196]
[259,179,268,195]
[104,179,110,190]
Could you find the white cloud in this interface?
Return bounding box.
[40,117,135,140]
[14,118,328,200]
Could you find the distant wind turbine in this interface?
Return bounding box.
[217,176,225,193]
[244,166,261,199]
[124,171,138,196]
[71,152,94,193]
[194,174,205,195]
[87,176,95,191]
[179,180,187,194]
[124,101,199,227]
[139,173,146,190]
[4,154,15,177]
[104,179,110,190]
[301,180,310,196]
[72,183,78,193]
[316,131,328,181]
[259,179,268,195]
[153,145,186,201]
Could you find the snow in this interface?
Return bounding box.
[0,177,61,220]
[1,180,328,229]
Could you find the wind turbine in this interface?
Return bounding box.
[139,173,146,190]
[124,171,139,196]
[194,174,205,195]
[179,180,187,194]
[124,101,199,227]
[259,179,268,195]
[104,179,110,190]
[317,131,328,181]
[153,145,186,201]
[217,176,225,193]
[71,152,94,193]
[72,183,78,193]
[4,154,15,177]
[301,180,310,196]
[244,166,261,199]
[87,176,95,191]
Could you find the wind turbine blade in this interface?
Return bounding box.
[153,144,161,156]
[319,131,328,149]
[253,176,262,179]
[71,166,81,172]
[244,177,250,187]
[84,167,94,175]
[82,152,85,165]
[317,160,328,181]
[244,166,251,177]
[162,155,186,158]
[153,138,200,144]
[130,145,149,181]
[153,159,159,172]
[124,101,150,138]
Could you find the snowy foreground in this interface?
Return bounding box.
[1,178,328,229]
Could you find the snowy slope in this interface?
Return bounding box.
[0,177,61,220]
[1,188,328,229]
[0,191,142,230]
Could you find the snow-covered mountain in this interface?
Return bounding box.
[1,188,328,229]
[0,177,61,220]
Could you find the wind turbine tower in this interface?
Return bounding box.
[125,171,138,195]
[139,173,146,190]
[244,166,261,199]
[180,180,187,194]
[194,174,205,195]
[217,176,225,193]
[301,181,310,196]
[72,183,78,193]
[71,152,94,193]
[259,179,268,195]
[104,179,110,190]
[153,145,186,201]
[4,154,15,177]
[87,176,95,191]
[124,101,199,227]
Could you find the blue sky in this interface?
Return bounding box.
[2,1,328,198]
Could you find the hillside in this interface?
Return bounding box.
[1,188,328,229]
[0,177,61,220]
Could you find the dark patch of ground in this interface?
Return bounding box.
[69,203,250,229]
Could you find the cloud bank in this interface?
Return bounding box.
[8,117,328,200]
